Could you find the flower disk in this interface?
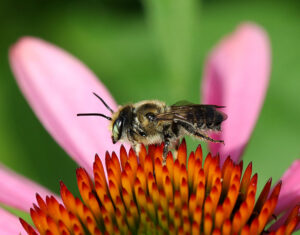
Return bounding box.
[20,139,300,235]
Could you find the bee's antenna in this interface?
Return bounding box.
[93,92,114,113]
[77,113,112,121]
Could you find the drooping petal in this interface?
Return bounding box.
[297,221,300,232]
[202,23,271,164]
[0,164,57,212]
[269,206,300,232]
[9,37,121,175]
[275,160,300,216]
[264,160,300,232]
[0,207,26,234]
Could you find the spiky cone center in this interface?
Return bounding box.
[21,139,300,235]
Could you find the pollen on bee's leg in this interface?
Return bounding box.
[162,156,167,166]
[20,140,300,235]
[133,143,142,157]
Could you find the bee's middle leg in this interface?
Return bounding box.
[162,132,174,165]
[162,126,176,164]
[162,139,170,165]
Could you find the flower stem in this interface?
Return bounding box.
[143,0,201,100]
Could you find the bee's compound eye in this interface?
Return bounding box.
[113,123,119,135]
[146,112,155,121]
[112,118,123,141]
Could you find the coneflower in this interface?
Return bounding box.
[1,23,299,235]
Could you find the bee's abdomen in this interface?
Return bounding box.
[195,106,225,131]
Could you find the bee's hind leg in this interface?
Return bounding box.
[193,131,224,144]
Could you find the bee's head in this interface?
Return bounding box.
[77,93,134,145]
[110,106,132,144]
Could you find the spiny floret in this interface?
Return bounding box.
[20,139,300,235]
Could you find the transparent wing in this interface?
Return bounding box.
[172,100,195,106]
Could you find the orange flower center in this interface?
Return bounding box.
[20,140,300,235]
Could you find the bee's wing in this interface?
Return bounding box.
[156,104,227,131]
[172,100,226,108]
[172,100,195,106]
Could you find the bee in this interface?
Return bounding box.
[77,93,227,163]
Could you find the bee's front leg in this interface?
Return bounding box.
[132,143,142,156]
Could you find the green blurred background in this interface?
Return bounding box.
[0,0,300,230]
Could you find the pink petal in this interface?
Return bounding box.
[275,160,300,216]
[202,23,271,164]
[0,207,26,234]
[269,160,300,231]
[10,37,122,175]
[0,164,57,212]
[297,221,300,231]
[269,207,300,232]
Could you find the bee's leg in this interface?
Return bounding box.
[193,131,224,144]
[162,125,175,164]
[133,143,142,156]
[175,140,180,150]
[172,139,180,160]
[162,139,170,165]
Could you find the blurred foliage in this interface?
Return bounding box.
[0,0,300,231]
